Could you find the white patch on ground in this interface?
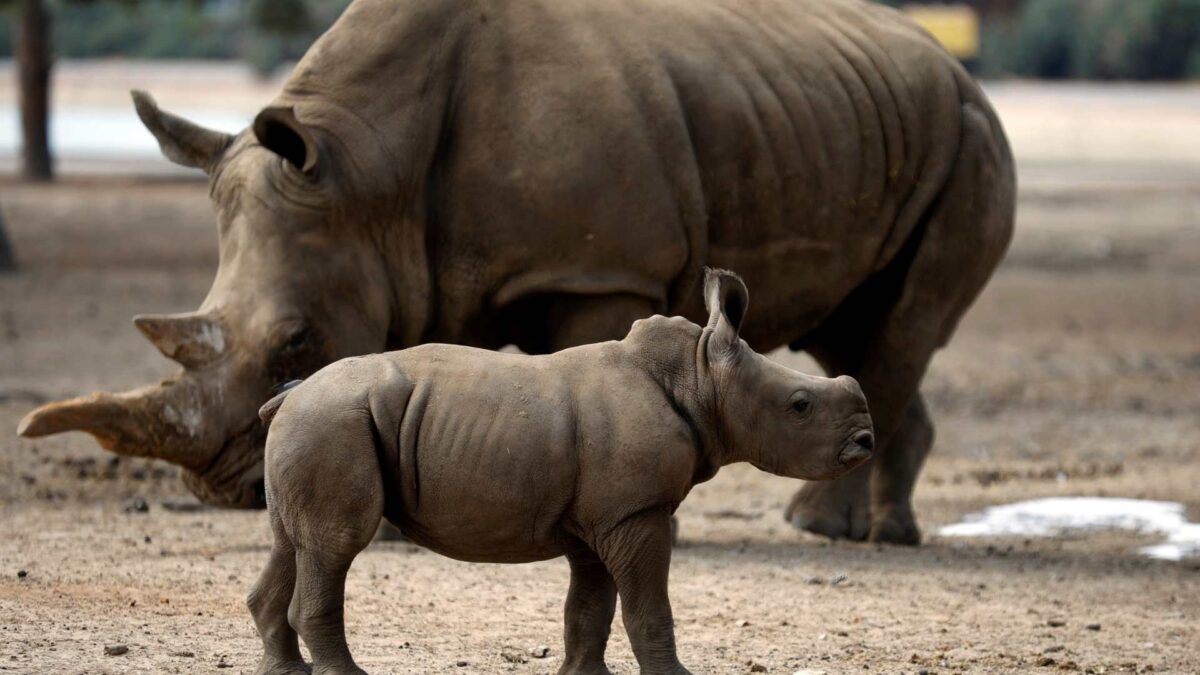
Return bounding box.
[939,497,1200,561]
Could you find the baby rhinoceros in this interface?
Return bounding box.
[248,269,874,675]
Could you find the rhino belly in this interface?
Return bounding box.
[375,349,580,563]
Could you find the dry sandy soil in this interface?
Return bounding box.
[1,90,1199,674]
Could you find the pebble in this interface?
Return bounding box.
[455,660,469,667]
[529,645,550,658]
[123,497,149,514]
[500,648,528,664]
[1085,623,1102,631]
[1048,619,1067,628]
[749,661,767,672]
[804,576,824,585]
[737,619,751,627]
[16,570,26,579]
[170,651,194,658]
[104,644,128,656]
[830,573,849,586]
[1044,645,1065,653]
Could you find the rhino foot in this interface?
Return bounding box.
[868,507,922,546]
[785,472,871,541]
[557,665,615,675]
[254,658,311,675]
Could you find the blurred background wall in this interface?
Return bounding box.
[0,0,1198,183]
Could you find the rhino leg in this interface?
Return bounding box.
[594,507,692,675]
[559,547,618,675]
[266,407,384,674]
[788,100,1015,545]
[786,396,932,543]
[248,512,310,675]
[544,293,660,353]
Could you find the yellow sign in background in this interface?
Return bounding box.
[903,3,981,59]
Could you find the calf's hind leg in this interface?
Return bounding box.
[267,413,385,675]
[248,511,308,675]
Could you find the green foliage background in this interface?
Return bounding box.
[1,0,1198,80]
[0,0,352,75]
[983,0,1200,79]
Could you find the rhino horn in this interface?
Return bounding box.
[17,383,208,467]
[133,313,227,369]
[131,90,234,172]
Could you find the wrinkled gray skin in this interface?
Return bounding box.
[249,271,874,675]
[18,0,1014,543]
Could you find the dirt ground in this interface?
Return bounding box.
[2,100,1199,674]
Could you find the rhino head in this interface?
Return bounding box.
[700,270,875,481]
[17,92,400,507]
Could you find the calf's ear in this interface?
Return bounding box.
[704,268,749,360]
[132,90,234,173]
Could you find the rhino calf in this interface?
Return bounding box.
[248,270,873,675]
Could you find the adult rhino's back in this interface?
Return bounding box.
[337,0,999,348]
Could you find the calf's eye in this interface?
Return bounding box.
[792,398,812,416]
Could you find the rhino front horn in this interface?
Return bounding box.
[17,387,200,466]
[134,313,227,369]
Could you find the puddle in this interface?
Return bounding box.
[938,497,1200,560]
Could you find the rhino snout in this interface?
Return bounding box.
[838,429,874,466]
[834,374,865,400]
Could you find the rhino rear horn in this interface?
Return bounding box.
[132,90,234,172]
[133,313,228,369]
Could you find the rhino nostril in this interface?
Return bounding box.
[852,429,874,451]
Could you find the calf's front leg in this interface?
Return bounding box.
[594,507,691,675]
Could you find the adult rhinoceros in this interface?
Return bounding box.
[19,0,1014,544]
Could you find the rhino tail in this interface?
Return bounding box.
[259,380,304,426]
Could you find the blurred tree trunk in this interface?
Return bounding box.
[16,0,54,181]
[0,208,15,272]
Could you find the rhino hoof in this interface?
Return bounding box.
[868,513,922,546]
[254,658,311,675]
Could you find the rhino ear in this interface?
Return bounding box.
[703,268,749,360]
[131,90,233,173]
[254,106,320,175]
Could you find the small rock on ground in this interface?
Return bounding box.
[500,648,528,664]
[104,644,128,656]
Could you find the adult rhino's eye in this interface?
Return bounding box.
[270,323,322,365]
[268,323,324,381]
[281,328,311,353]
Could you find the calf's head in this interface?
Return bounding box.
[702,270,874,480]
[17,92,394,507]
